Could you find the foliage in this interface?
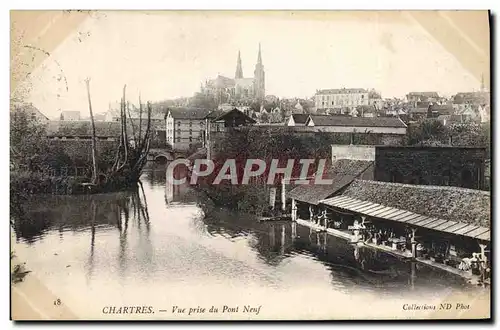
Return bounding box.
[260,112,270,123]
[10,108,49,171]
[196,127,349,214]
[406,120,448,145]
[189,92,217,110]
[405,119,491,157]
[269,111,283,123]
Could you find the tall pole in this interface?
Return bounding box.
[281,179,286,212]
[85,78,98,184]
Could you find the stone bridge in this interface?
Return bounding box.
[147,148,186,162]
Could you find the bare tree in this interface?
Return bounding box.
[84,78,98,184]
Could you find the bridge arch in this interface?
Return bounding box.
[154,154,170,162]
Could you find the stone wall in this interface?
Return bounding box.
[374,146,487,190]
[331,145,376,162]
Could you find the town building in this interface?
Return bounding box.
[203,108,256,160]
[59,110,81,121]
[201,44,265,103]
[45,120,121,141]
[287,142,490,284]
[406,92,440,103]
[452,91,490,112]
[165,107,212,151]
[314,88,369,113]
[305,115,407,135]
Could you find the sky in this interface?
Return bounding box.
[14,11,488,119]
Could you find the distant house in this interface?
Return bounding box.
[478,104,490,123]
[305,115,407,135]
[452,92,490,112]
[355,105,377,118]
[315,88,369,113]
[10,102,49,123]
[406,92,440,103]
[45,120,121,141]
[408,106,430,121]
[285,113,309,126]
[60,111,81,121]
[166,107,212,151]
[437,114,467,127]
[293,100,304,114]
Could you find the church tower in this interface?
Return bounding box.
[235,50,243,79]
[253,43,265,100]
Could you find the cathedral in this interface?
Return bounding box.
[201,44,265,102]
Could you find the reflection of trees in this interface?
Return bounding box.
[198,206,293,266]
[248,223,292,266]
[86,182,152,281]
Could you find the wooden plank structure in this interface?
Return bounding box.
[320,195,490,242]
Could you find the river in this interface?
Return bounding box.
[11,165,488,320]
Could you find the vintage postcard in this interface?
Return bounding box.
[10,10,491,320]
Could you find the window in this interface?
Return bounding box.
[200,121,204,127]
[189,129,192,135]
[177,129,181,135]
[177,121,181,126]
[189,137,193,142]
[189,121,192,127]
[176,137,180,142]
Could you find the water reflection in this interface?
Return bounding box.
[10,163,475,299]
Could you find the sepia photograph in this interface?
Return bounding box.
[9,9,491,320]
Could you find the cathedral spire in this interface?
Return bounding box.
[253,43,265,100]
[257,43,262,64]
[235,50,243,79]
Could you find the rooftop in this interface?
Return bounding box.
[307,115,407,128]
[340,179,490,227]
[167,107,212,120]
[407,92,440,98]
[289,113,309,124]
[288,159,373,205]
[316,88,368,95]
[45,120,122,137]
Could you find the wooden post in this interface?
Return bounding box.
[281,180,286,212]
[269,187,277,210]
[291,221,297,241]
[410,261,416,290]
[269,224,275,247]
[479,243,487,261]
[280,224,285,254]
[309,205,314,222]
[84,78,98,184]
[411,228,418,258]
[291,198,297,222]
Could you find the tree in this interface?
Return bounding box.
[10,105,49,171]
[269,111,283,123]
[406,120,448,145]
[85,78,99,184]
